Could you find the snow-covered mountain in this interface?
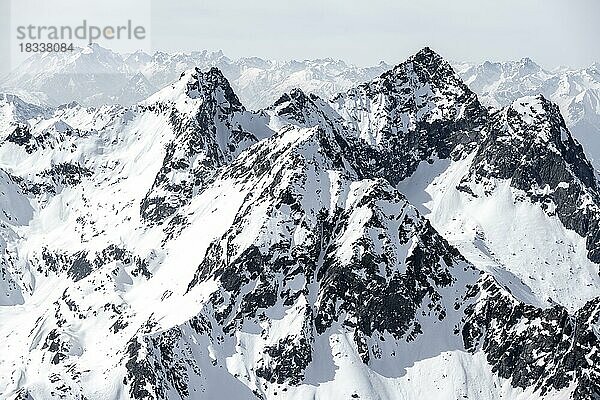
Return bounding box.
[0,48,599,400]
[0,44,390,111]
[455,59,600,170]
[4,45,598,173]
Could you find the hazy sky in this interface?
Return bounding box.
[1,0,598,73]
[149,0,599,68]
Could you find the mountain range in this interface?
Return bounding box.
[0,47,599,399]
[2,44,599,172]
[0,44,390,111]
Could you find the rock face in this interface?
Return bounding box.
[330,47,487,184]
[455,59,600,171]
[0,48,599,400]
[462,276,600,400]
[468,95,600,263]
[139,67,267,223]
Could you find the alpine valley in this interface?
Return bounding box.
[0,47,599,400]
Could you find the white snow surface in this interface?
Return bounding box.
[398,154,600,311]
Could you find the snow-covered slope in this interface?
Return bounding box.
[399,94,600,311]
[0,48,599,400]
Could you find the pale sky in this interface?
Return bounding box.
[149,0,600,68]
[1,0,598,73]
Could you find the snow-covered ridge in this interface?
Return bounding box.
[456,58,600,170]
[2,45,598,171]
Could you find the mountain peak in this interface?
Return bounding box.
[78,43,123,61]
[356,46,485,133]
[273,88,311,106]
[497,94,597,191]
[145,66,242,111]
[516,56,542,73]
[508,94,557,126]
[414,46,440,58]
[519,56,535,64]
[397,47,464,86]
[588,62,600,74]
[83,42,104,52]
[410,46,447,68]
[504,95,576,146]
[124,50,153,65]
[204,66,228,81]
[269,88,340,130]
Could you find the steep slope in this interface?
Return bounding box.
[331,47,487,185]
[0,169,33,306]
[138,67,273,223]
[469,95,599,262]
[158,124,481,399]
[268,55,600,309]
[398,93,600,311]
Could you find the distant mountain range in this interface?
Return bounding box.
[2,44,599,171]
[0,43,391,110]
